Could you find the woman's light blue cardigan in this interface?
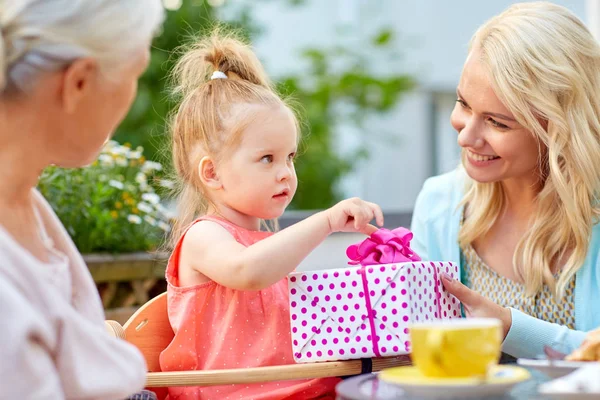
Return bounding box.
[410,169,600,358]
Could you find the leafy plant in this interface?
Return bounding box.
[114,1,217,163]
[114,1,414,210]
[279,28,414,209]
[38,141,172,253]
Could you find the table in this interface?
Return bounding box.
[336,367,551,399]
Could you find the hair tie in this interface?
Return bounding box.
[210,70,227,80]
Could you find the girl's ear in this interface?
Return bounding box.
[198,156,222,190]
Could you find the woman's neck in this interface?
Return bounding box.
[0,132,50,260]
[0,148,44,206]
[500,175,542,219]
[0,111,48,206]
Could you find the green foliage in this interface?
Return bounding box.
[113,1,217,163]
[114,2,414,210]
[36,2,415,255]
[279,30,414,209]
[38,142,171,254]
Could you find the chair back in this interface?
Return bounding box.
[121,291,411,399]
[123,292,174,373]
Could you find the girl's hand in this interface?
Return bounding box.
[326,197,384,235]
[441,273,513,339]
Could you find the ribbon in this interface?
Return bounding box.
[347,227,422,357]
[358,266,381,357]
[346,227,421,266]
[431,262,443,319]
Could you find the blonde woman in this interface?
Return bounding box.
[411,1,600,359]
[0,1,163,398]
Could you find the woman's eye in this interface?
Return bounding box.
[456,98,468,108]
[260,155,273,164]
[288,153,296,162]
[488,118,509,129]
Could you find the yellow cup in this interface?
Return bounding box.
[410,318,502,378]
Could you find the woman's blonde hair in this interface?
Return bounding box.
[168,28,298,247]
[459,1,600,297]
[0,0,164,94]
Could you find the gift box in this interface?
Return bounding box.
[288,228,461,363]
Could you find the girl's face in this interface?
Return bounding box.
[451,48,542,186]
[213,104,298,221]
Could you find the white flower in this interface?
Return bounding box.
[98,154,114,167]
[163,0,183,11]
[115,157,128,167]
[137,202,153,214]
[128,150,142,160]
[142,193,161,205]
[111,146,130,156]
[127,215,142,224]
[158,221,172,232]
[159,179,175,189]
[142,161,163,173]
[108,180,124,190]
[136,173,148,190]
[144,215,157,226]
[103,140,118,151]
[135,172,148,191]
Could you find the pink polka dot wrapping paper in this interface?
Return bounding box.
[287,261,461,363]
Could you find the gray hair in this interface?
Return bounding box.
[0,0,164,93]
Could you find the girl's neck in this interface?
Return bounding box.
[207,204,261,231]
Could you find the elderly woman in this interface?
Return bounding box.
[411,1,600,359]
[0,1,163,398]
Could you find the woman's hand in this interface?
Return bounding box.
[441,272,513,339]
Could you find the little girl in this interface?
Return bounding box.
[159,31,384,400]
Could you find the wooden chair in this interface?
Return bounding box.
[106,292,411,398]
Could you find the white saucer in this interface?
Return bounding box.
[517,358,588,379]
[538,393,600,400]
[537,362,600,399]
[378,365,530,398]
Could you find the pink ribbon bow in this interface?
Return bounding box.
[346,227,421,266]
